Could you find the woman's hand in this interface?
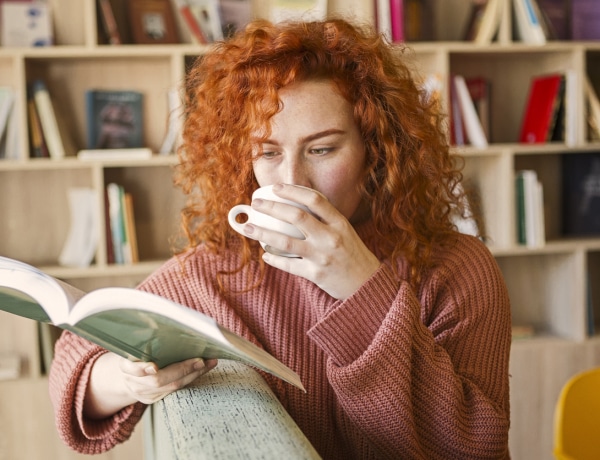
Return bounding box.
[243,184,381,300]
[84,352,218,419]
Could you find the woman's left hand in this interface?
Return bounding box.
[243,184,381,300]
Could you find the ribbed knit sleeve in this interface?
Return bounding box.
[307,235,511,459]
[48,331,146,454]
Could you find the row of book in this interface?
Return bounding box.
[98,0,333,46]
[454,0,600,45]
[515,152,600,249]
[450,70,600,147]
[105,182,140,265]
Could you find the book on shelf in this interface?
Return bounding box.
[561,153,600,236]
[219,0,252,38]
[0,1,53,47]
[106,182,139,265]
[271,0,327,22]
[584,75,600,141]
[512,0,547,44]
[465,76,491,140]
[536,0,570,40]
[127,0,180,44]
[159,87,183,155]
[464,0,504,44]
[0,255,304,391]
[515,169,546,247]
[519,73,565,144]
[389,0,405,42]
[86,89,144,150]
[571,0,600,40]
[375,0,392,42]
[449,75,466,146]
[171,0,208,44]
[186,0,224,42]
[58,187,99,268]
[26,95,49,158]
[453,75,488,148]
[30,80,67,160]
[97,0,122,45]
[0,86,15,159]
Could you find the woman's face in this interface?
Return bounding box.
[252,79,367,222]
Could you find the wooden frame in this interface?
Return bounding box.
[127,0,179,45]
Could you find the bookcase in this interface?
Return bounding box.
[1,0,600,458]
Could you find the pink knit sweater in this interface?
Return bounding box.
[49,227,511,459]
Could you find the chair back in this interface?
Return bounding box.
[554,367,600,460]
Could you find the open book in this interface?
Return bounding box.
[0,256,304,391]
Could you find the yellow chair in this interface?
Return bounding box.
[554,368,600,460]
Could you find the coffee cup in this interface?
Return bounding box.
[228,185,311,257]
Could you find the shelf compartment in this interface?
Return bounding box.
[497,250,586,341]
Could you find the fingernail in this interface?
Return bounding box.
[252,198,264,207]
[273,183,284,191]
[145,365,157,375]
[244,224,255,234]
[193,359,205,371]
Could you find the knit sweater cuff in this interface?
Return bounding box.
[308,263,400,367]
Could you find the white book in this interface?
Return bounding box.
[187,0,224,42]
[474,0,504,45]
[375,0,392,41]
[32,80,66,160]
[512,0,546,45]
[58,188,99,268]
[453,75,489,148]
[0,87,15,144]
[519,170,545,247]
[271,0,328,22]
[564,69,579,147]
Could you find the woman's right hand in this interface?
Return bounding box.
[84,352,218,419]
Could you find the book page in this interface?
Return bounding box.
[149,360,320,459]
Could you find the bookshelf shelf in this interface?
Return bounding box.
[0,0,600,459]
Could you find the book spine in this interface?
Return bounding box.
[389,0,405,42]
[453,75,489,148]
[376,0,392,41]
[513,0,547,44]
[107,183,125,264]
[32,80,66,160]
[98,0,122,45]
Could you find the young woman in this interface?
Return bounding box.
[49,18,511,459]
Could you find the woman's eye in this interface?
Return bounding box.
[310,147,332,155]
[262,150,278,159]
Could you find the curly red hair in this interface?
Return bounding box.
[175,18,468,282]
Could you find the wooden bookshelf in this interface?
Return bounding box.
[1,0,600,458]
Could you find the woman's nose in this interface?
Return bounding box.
[282,159,311,187]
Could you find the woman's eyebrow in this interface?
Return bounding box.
[260,129,346,146]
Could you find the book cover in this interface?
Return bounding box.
[0,1,53,47]
[86,90,144,149]
[519,73,564,144]
[571,0,600,40]
[467,0,503,44]
[562,153,600,236]
[187,0,224,42]
[585,75,600,141]
[515,169,545,247]
[171,0,208,44]
[127,0,180,44]
[0,255,304,390]
[537,0,571,40]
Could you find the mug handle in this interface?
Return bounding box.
[228,205,252,234]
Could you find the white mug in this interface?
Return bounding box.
[228,185,311,257]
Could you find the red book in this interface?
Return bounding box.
[519,73,564,144]
[389,0,405,42]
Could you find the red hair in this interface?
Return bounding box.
[175,18,468,283]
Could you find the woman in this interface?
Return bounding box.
[49,18,511,459]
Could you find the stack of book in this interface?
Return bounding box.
[515,169,546,248]
[105,183,139,265]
